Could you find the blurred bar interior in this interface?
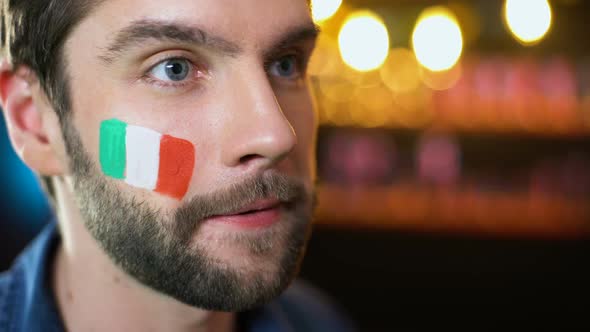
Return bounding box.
[1,0,590,330]
[310,0,590,237]
[304,0,590,329]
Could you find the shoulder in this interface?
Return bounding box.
[277,279,357,332]
[0,270,11,308]
[0,271,8,294]
[0,222,61,332]
[0,269,15,331]
[0,273,7,309]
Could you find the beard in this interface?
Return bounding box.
[59,117,315,312]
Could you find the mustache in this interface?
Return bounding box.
[172,171,310,236]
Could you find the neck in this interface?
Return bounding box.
[50,176,235,332]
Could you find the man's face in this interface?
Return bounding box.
[59,0,318,311]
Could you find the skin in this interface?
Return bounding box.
[0,0,318,331]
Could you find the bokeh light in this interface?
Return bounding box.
[504,0,552,45]
[393,86,434,128]
[421,62,463,91]
[417,135,461,186]
[311,0,343,23]
[338,10,390,72]
[355,83,394,113]
[307,33,340,77]
[380,48,422,93]
[318,77,357,102]
[412,6,464,72]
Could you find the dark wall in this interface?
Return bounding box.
[300,227,590,331]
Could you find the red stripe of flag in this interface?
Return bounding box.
[155,135,195,200]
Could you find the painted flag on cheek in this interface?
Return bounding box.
[99,118,195,200]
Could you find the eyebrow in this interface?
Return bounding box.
[99,19,319,65]
[98,19,243,64]
[263,23,320,61]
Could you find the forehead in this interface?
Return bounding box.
[73,0,312,52]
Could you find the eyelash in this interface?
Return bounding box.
[141,55,204,90]
[265,51,307,80]
[141,49,309,89]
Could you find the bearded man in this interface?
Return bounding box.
[0,0,353,331]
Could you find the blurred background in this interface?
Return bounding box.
[2,0,590,330]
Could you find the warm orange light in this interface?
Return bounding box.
[311,0,343,23]
[412,6,463,72]
[504,0,552,45]
[380,48,421,93]
[338,10,390,72]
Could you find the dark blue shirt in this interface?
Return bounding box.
[0,221,355,332]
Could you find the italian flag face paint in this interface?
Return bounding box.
[99,119,195,200]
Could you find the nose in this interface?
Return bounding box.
[220,67,297,171]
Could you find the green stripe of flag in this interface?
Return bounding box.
[99,119,127,179]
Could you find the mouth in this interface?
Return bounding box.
[203,198,283,229]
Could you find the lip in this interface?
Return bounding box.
[203,198,283,229]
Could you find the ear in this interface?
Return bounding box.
[0,60,65,175]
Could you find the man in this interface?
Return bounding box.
[0,0,354,331]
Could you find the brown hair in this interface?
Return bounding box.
[1,0,104,116]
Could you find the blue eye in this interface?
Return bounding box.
[150,58,191,82]
[269,55,300,79]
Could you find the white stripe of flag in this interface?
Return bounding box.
[124,125,162,190]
